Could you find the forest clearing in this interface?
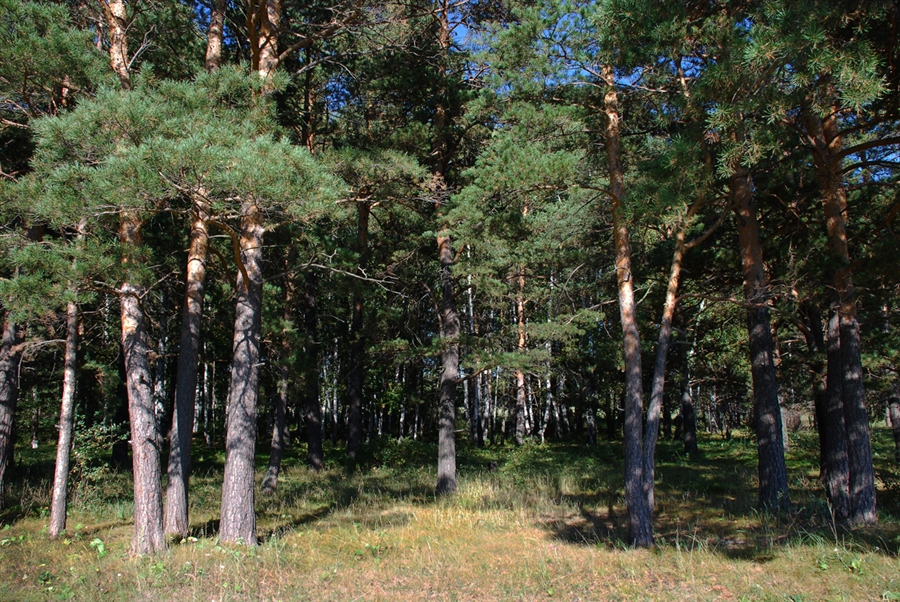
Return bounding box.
[1,432,899,601]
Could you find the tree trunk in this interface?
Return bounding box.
[98,0,131,89]
[888,378,900,460]
[262,274,294,494]
[165,200,209,538]
[514,267,527,445]
[119,215,166,554]
[731,167,790,511]
[807,107,876,525]
[0,318,23,510]
[603,64,652,547]
[642,206,693,510]
[346,202,370,461]
[205,0,226,72]
[220,200,264,545]
[49,301,78,538]
[303,272,324,470]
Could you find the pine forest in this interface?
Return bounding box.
[1,0,900,599]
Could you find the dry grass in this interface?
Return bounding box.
[1,430,899,601]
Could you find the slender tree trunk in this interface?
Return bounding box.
[888,378,900,460]
[642,206,693,510]
[731,167,790,510]
[220,200,264,545]
[49,301,78,538]
[514,266,527,445]
[205,0,226,72]
[433,0,459,496]
[603,64,651,547]
[347,202,370,461]
[303,273,324,470]
[263,275,294,493]
[165,200,209,538]
[822,310,851,518]
[0,318,23,510]
[119,215,166,554]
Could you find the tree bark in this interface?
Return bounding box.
[731,167,790,511]
[807,107,876,525]
[165,200,209,538]
[0,318,23,510]
[120,215,166,554]
[433,0,459,496]
[205,0,227,72]
[49,301,78,538]
[642,208,692,510]
[220,200,264,545]
[514,266,527,445]
[98,0,131,89]
[303,272,324,470]
[262,274,294,494]
[346,202,370,461]
[889,378,900,460]
[603,64,651,547]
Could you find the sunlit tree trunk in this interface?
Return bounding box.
[731,167,790,511]
[603,64,651,547]
[806,107,875,526]
[165,199,209,538]
[49,300,78,538]
[220,200,264,545]
[120,215,166,554]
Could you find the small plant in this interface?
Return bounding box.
[89,537,108,559]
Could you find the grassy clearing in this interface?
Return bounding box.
[1,429,899,601]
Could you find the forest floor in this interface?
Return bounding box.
[1,427,899,601]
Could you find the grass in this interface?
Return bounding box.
[0,428,899,601]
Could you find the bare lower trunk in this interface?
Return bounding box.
[603,64,651,547]
[435,232,460,495]
[220,201,264,545]
[346,202,370,461]
[731,167,790,511]
[303,273,323,470]
[49,301,78,538]
[0,318,23,510]
[119,216,166,555]
[889,379,900,459]
[643,218,688,510]
[263,276,294,494]
[514,266,527,445]
[165,204,208,538]
[807,107,875,525]
[822,310,851,518]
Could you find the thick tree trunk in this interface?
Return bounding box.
[120,216,166,554]
[303,273,324,470]
[435,229,460,494]
[0,318,23,510]
[49,301,78,538]
[346,202,370,461]
[603,64,651,547]
[807,108,876,525]
[821,310,851,518]
[165,201,209,539]
[220,200,264,545]
[262,276,294,494]
[731,167,790,511]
